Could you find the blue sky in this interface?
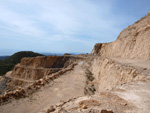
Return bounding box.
[0,0,150,55]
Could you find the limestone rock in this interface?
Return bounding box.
[91,12,150,60]
[11,56,82,80]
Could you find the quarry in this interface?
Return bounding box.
[0,12,150,113]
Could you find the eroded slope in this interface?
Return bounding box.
[92,12,150,60]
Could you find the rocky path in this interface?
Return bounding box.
[0,63,86,113]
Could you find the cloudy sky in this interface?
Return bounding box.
[0,0,150,55]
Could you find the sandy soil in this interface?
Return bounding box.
[0,63,86,113]
[113,80,150,113]
[110,58,150,113]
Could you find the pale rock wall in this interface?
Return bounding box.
[0,63,77,104]
[90,58,144,92]
[91,12,150,60]
[11,56,81,80]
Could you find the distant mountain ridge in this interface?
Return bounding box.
[0,56,10,60]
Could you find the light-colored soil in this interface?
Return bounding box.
[0,63,86,113]
[113,80,150,113]
[110,58,150,113]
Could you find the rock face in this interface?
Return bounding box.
[11,56,81,80]
[0,55,83,95]
[0,63,77,104]
[92,12,150,60]
[89,58,144,92]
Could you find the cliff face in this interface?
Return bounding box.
[11,56,81,80]
[90,58,144,92]
[92,12,150,60]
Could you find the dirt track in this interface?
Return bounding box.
[0,63,86,113]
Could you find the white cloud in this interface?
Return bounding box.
[0,4,45,38]
[0,0,137,53]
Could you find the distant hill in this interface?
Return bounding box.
[0,56,10,60]
[0,51,44,76]
[41,53,64,56]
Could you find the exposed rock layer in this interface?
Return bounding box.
[11,56,82,80]
[92,13,150,60]
[0,63,77,104]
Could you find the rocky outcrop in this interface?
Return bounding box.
[42,92,129,113]
[92,12,150,60]
[91,43,107,55]
[90,58,144,92]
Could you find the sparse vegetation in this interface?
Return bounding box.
[85,69,94,81]
[84,69,96,95]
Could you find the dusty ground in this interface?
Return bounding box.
[113,80,150,113]
[111,58,150,113]
[0,63,86,113]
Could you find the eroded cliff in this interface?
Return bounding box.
[92,12,150,60]
[0,55,84,95]
[11,55,82,80]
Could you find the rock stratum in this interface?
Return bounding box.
[92,11,150,60]
[0,12,150,113]
[0,55,83,94]
[11,56,80,80]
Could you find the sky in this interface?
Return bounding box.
[0,0,150,55]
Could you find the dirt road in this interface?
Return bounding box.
[0,63,86,113]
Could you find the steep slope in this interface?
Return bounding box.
[92,11,150,60]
